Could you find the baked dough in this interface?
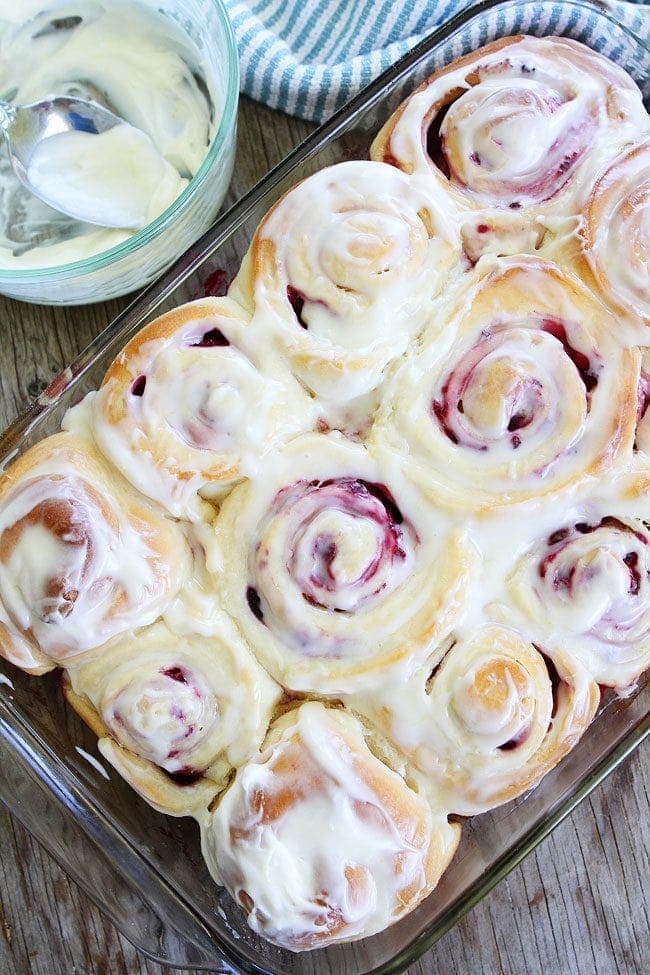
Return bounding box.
[200,701,460,949]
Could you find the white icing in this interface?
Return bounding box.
[201,702,457,949]
[230,160,460,411]
[91,299,316,520]
[0,436,189,665]
[442,77,591,203]
[208,432,478,694]
[378,35,648,215]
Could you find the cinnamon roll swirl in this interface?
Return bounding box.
[578,140,650,337]
[208,433,477,694]
[372,36,649,261]
[200,701,460,949]
[63,619,281,816]
[229,160,459,410]
[92,297,314,520]
[373,257,638,510]
[0,433,189,674]
[505,471,650,689]
[350,625,599,816]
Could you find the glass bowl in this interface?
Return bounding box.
[0,0,239,306]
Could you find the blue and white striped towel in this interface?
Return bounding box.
[225,0,650,122]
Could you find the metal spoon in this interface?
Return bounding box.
[0,95,138,228]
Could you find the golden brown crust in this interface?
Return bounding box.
[99,297,249,425]
[0,432,188,673]
[61,670,110,740]
[371,35,524,166]
[201,703,461,949]
[574,141,650,334]
[98,738,222,817]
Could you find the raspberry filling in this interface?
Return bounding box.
[202,267,233,297]
[166,767,204,786]
[426,64,594,206]
[246,585,264,623]
[248,478,415,625]
[162,665,189,684]
[190,327,230,348]
[287,286,309,329]
[432,320,598,451]
[634,368,650,451]
[425,98,455,180]
[537,518,649,642]
[131,375,147,397]
[540,319,598,393]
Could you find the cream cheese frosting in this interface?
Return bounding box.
[200,702,460,949]
[26,123,185,231]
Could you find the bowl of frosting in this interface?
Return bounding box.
[0,0,238,304]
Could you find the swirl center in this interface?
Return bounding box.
[453,657,534,740]
[539,520,650,643]
[432,326,587,453]
[440,78,590,204]
[252,478,413,628]
[104,664,216,771]
[319,210,424,292]
[145,347,256,454]
[292,508,385,606]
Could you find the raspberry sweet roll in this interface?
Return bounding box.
[200,701,460,950]
[371,36,649,262]
[348,624,599,817]
[577,140,650,339]
[372,257,639,510]
[63,619,281,816]
[0,433,190,675]
[504,469,650,691]
[228,160,459,425]
[207,433,478,695]
[91,297,314,520]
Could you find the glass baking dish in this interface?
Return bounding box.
[0,1,648,972]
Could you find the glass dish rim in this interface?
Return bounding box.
[0,1,648,972]
[0,0,240,283]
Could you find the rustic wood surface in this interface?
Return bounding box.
[0,95,647,975]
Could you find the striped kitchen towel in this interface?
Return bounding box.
[225,0,650,122]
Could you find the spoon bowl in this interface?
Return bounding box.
[0,96,155,229]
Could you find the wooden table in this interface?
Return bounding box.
[0,96,647,975]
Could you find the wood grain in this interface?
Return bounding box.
[0,95,647,975]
